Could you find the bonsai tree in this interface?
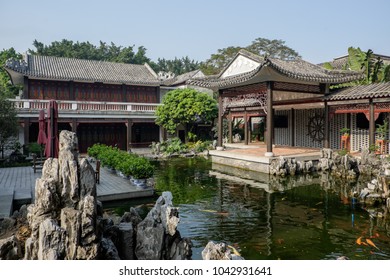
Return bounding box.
[376,120,389,140]
[340,127,350,136]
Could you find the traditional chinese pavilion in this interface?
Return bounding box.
[188,49,367,156]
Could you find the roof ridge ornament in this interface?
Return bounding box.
[5,57,28,72]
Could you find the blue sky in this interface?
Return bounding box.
[1,0,389,64]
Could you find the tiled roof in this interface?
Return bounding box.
[327,82,390,101]
[321,54,390,70]
[5,55,160,86]
[187,50,364,89]
[162,69,203,86]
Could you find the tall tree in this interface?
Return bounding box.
[200,38,300,75]
[155,88,218,136]
[153,56,200,76]
[200,46,242,75]
[29,39,152,65]
[0,48,22,97]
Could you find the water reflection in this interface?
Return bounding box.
[105,157,390,260]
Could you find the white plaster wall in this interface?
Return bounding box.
[221,55,260,78]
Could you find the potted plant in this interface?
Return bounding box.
[340,128,350,151]
[375,120,388,154]
[376,120,388,140]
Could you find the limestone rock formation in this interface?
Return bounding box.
[202,241,244,260]
[135,191,192,260]
[0,235,22,260]
[270,156,314,176]
[0,131,192,260]
[24,130,100,260]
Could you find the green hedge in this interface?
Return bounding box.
[87,144,154,179]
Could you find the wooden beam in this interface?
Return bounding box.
[244,111,248,145]
[24,77,29,98]
[290,108,295,147]
[369,98,375,147]
[71,120,77,133]
[323,84,330,149]
[228,112,233,143]
[324,101,330,148]
[127,119,133,151]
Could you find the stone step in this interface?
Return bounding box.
[14,189,33,205]
[0,193,14,220]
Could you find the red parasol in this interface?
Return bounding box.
[44,100,59,158]
[37,110,47,145]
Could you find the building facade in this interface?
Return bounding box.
[5,55,162,153]
[188,49,372,155]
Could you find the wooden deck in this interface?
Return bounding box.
[0,160,154,219]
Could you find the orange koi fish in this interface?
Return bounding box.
[366,239,379,250]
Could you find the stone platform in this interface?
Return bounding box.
[210,143,321,174]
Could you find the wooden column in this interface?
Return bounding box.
[71,120,77,133]
[322,84,330,149]
[266,82,274,156]
[122,84,127,102]
[217,90,223,147]
[69,81,75,100]
[290,108,295,147]
[324,101,330,148]
[369,98,375,147]
[24,118,30,144]
[228,112,233,143]
[23,77,29,98]
[248,116,252,144]
[244,111,248,145]
[127,119,133,151]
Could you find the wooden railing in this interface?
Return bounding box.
[8,99,159,114]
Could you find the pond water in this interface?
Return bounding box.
[105,157,390,260]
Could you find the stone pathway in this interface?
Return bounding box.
[0,166,40,219]
[0,161,154,219]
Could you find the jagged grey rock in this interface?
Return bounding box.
[202,241,244,260]
[24,130,100,260]
[117,223,134,260]
[37,219,66,260]
[0,235,21,260]
[100,237,120,260]
[1,131,192,260]
[135,191,191,260]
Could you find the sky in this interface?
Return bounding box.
[1,0,389,64]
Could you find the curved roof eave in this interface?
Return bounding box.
[187,59,365,90]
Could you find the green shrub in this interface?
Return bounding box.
[186,140,211,153]
[87,143,154,179]
[87,143,106,158]
[130,157,155,179]
[338,148,348,156]
[164,137,187,155]
[28,142,44,155]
